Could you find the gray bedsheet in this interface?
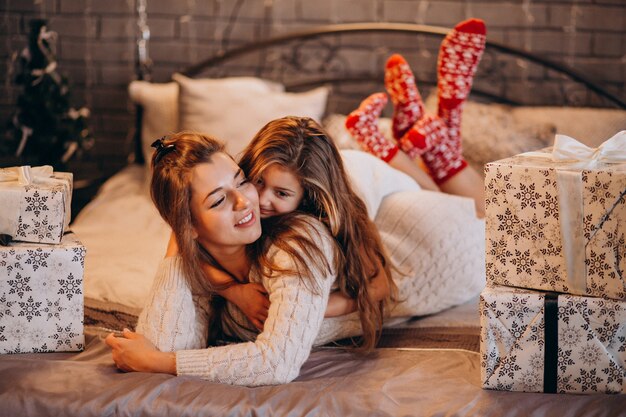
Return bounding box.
[1,330,624,417]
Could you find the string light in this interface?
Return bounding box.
[136,0,152,81]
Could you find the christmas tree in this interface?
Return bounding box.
[3,19,93,169]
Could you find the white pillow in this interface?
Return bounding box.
[174,73,330,159]
[128,81,179,165]
[511,106,626,147]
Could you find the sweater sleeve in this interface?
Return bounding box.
[135,256,210,352]
[175,221,336,386]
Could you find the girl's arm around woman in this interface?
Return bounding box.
[107,218,336,386]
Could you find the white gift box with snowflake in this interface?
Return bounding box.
[0,165,73,245]
[0,233,85,354]
[480,285,625,394]
[485,132,626,301]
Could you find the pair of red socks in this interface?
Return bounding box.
[346,19,486,185]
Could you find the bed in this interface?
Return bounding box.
[1,22,625,416]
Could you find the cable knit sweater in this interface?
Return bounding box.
[136,219,337,386]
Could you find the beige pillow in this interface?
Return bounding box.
[512,106,626,147]
[423,94,556,172]
[129,77,287,163]
[129,77,293,193]
[174,73,330,159]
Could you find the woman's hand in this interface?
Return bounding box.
[220,283,270,331]
[105,328,176,374]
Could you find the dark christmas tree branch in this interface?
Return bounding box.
[3,19,93,169]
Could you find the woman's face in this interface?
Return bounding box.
[189,152,261,253]
[255,164,304,218]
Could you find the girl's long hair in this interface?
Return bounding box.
[239,116,397,352]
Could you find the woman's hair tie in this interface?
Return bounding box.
[151,136,176,164]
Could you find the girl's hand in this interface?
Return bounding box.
[325,257,390,317]
[105,329,176,374]
[220,283,270,331]
[325,292,357,317]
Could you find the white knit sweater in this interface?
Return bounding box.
[136,219,337,386]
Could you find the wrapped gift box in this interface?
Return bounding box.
[480,285,626,394]
[0,233,85,354]
[0,166,73,244]
[484,133,626,300]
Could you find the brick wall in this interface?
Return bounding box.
[1,0,624,175]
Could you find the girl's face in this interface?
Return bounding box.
[255,164,304,218]
[189,152,261,253]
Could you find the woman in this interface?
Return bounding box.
[105,131,376,386]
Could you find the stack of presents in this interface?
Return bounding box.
[481,132,626,394]
[0,165,85,354]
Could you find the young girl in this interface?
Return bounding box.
[166,117,396,349]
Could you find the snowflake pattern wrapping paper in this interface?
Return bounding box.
[484,145,626,300]
[0,233,85,354]
[0,166,73,244]
[480,285,626,394]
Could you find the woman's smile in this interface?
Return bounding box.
[236,211,255,227]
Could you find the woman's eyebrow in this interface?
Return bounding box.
[203,186,223,203]
[203,169,243,203]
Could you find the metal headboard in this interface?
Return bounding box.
[133,22,626,163]
[180,23,625,109]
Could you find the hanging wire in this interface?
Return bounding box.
[136,0,152,81]
[221,0,245,53]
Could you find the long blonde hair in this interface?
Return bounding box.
[239,116,397,352]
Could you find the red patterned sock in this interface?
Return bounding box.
[401,114,468,184]
[385,54,425,141]
[345,93,399,162]
[437,18,486,147]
